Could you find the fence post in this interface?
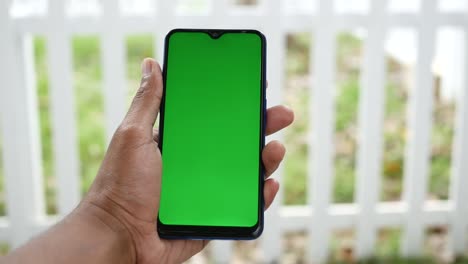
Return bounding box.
[355,0,387,258]
[155,0,174,62]
[309,0,335,262]
[101,0,127,143]
[260,0,284,262]
[401,0,437,256]
[47,0,81,216]
[449,28,468,255]
[0,0,46,247]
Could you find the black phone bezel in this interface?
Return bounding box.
[156,28,267,240]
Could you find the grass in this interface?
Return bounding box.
[340,257,441,264]
[339,255,468,264]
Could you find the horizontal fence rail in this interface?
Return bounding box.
[1,0,467,263]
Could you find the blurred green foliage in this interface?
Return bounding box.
[381,80,407,201]
[332,33,362,203]
[28,35,154,214]
[327,256,468,264]
[284,33,310,205]
[336,258,447,264]
[429,101,454,200]
[0,242,10,256]
[375,229,402,258]
[284,32,454,205]
[71,36,106,200]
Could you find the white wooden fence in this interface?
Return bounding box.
[1,0,468,263]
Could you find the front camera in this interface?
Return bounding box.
[209,31,222,39]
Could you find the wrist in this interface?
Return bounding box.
[75,199,137,263]
[5,196,137,264]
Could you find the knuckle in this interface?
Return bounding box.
[134,76,152,98]
[134,88,146,100]
[115,123,146,142]
[134,86,148,100]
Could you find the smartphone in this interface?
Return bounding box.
[157,29,267,239]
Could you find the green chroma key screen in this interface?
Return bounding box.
[159,30,264,227]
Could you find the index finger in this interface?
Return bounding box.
[265,105,294,136]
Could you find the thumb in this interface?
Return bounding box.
[122,58,163,138]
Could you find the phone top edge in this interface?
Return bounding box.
[165,28,266,38]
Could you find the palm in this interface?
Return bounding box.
[92,130,205,263]
[122,136,207,263]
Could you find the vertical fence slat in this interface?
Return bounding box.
[101,0,127,143]
[212,0,229,16]
[212,0,230,28]
[401,0,437,256]
[450,29,468,255]
[210,240,232,264]
[260,0,284,262]
[309,0,335,262]
[155,0,174,62]
[0,1,45,247]
[47,0,81,216]
[355,0,387,258]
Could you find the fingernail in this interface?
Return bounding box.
[142,59,153,77]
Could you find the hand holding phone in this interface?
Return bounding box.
[2,53,293,263]
[69,53,292,263]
